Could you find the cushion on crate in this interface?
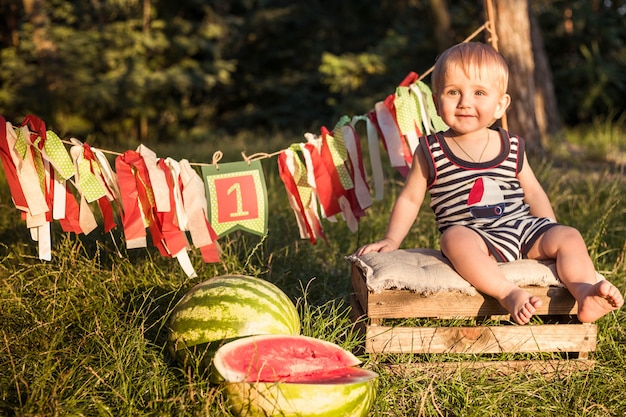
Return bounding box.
[347,248,604,296]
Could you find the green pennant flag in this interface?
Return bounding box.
[201,160,268,237]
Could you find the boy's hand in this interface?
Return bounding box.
[354,238,400,256]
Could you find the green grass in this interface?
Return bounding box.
[1,123,625,416]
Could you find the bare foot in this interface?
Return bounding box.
[500,288,543,325]
[576,280,624,323]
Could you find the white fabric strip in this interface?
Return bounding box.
[137,144,170,213]
[375,101,407,168]
[36,222,52,261]
[91,146,121,201]
[164,158,188,231]
[174,248,197,278]
[52,175,67,220]
[179,159,214,249]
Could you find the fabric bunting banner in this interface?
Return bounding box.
[201,160,268,237]
[0,66,452,276]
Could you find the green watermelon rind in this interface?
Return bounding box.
[167,275,300,371]
[224,372,379,417]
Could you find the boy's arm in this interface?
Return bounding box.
[355,147,429,255]
[518,153,557,221]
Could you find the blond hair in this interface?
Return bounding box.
[431,42,509,95]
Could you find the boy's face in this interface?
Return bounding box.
[433,65,510,136]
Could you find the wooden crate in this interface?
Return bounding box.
[350,263,597,373]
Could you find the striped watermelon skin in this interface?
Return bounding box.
[167,275,300,367]
[224,376,378,417]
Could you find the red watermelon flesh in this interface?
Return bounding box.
[214,334,369,383]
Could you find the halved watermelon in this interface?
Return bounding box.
[214,334,378,417]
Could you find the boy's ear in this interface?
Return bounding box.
[494,93,511,119]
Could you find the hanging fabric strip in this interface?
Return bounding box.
[156,158,190,256]
[352,115,384,201]
[375,101,408,168]
[68,143,101,234]
[304,133,341,219]
[394,85,421,153]
[156,158,196,276]
[179,159,221,263]
[21,115,74,182]
[58,182,82,234]
[137,144,170,213]
[411,83,432,135]
[115,151,148,249]
[164,158,188,232]
[3,122,46,214]
[413,81,448,133]
[92,146,122,202]
[69,142,108,203]
[277,148,326,244]
[383,95,414,167]
[341,124,372,211]
[319,127,360,230]
[81,143,117,232]
[78,193,98,235]
[52,174,67,220]
[277,149,315,242]
[34,222,52,261]
[297,144,325,242]
[324,126,354,191]
[0,118,29,211]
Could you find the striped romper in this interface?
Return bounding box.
[419,128,557,262]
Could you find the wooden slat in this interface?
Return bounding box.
[365,323,597,354]
[367,287,578,319]
[378,359,595,377]
[351,264,369,315]
[351,263,578,319]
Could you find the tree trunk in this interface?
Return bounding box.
[529,8,563,144]
[491,0,543,154]
[429,0,453,51]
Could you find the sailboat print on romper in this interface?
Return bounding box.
[467,177,506,219]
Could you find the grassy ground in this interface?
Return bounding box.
[1,123,625,416]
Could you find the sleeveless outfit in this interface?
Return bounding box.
[419,128,557,262]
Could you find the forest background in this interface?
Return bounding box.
[0,0,624,153]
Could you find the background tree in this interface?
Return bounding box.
[0,0,623,147]
[492,0,545,153]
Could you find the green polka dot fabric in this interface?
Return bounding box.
[44,131,75,180]
[77,152,107,203]
[326,133,354,190]
[394,85,420,135]
[14,128,29,160]
[290,145,313,207]
[416,81,448,132]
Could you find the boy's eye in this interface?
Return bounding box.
[475,90,486,96]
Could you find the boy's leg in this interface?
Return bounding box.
[526,225,624,322]
[440,225,542,324]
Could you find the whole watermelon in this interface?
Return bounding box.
[167,275,300,372]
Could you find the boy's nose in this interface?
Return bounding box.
[457,96,471,108]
